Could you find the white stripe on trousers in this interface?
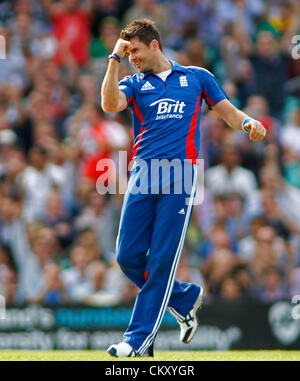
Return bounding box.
[137,164,197,356]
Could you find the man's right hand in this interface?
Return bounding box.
[112,39,132,59]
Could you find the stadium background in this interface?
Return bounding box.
[0,0,299,351]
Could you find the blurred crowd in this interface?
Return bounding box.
[0,0,300,307]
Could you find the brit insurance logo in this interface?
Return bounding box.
[150,98,186,120]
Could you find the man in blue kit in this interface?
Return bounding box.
[101,19,266,357]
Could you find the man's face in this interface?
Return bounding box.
[221,146,239,168]
[127,37,156,73]
[256,31,277,58]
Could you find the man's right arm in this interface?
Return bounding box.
[101,39,131,113]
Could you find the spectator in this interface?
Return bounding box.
[89,16,121,84]
[249,226,290,283]
[201,248,242,298]
[8,12,42,59]
[29,26,58,63]
[61,245,94,302]
[82,260,121,306]
[260,189,294,239]
[73,176,95,212]
[169,0,218,46]
[41,0,95,67]
[237,216,266,261]
[11,0,43,21]
[45,141,77,205]
[251,266,289,302]
[184,38,209,69]
[250,30,288,119]
[232,95,279,178]
[223,192,250,242]
[0,85,26,131]
[234,59,256,108]
[220,18,252,82]
[231,264,253,298]
[75,192,116,261]
[90,0,131,38]
[215,0,265,38]
[205,143,258,203]
[18,145,58,221]
[198,224,234,261]
[42,190,74,248]
[247,165,300,231]
[0,196,23,246]
[18,228,59,303]
[37,262,69,305]
[33,120,58,148]
[75,227,101,262]
[28,61,70,127]
[0,144,26,198]
[67,103,129,185]
[219,276,244,301]
[70,73,99,109]
[90,16,121,60]
[1,268,20,304]
[195,191,249,246]
[0,26,28,90]
[123,0,172,41]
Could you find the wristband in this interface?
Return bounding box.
[109,53,121,63]
[242,117,254,134]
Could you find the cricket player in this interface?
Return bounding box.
[101,19,266,357]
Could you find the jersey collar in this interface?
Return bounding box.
[140,60,187,79]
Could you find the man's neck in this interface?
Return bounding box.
[151,54,172,74]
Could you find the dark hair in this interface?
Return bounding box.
[120,18,162,51]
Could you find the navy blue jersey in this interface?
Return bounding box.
[119,60,228,162]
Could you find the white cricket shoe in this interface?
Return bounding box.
[168,287,204,344]
[107,342,137,357]
[180,287,204,343]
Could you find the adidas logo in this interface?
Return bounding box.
[178,209,185,215]
[141,81,155,91]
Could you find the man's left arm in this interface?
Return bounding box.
[212,99,267,141]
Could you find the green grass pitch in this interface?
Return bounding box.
[0,350,299,361]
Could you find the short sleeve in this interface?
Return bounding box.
[199,68,228,109]
[118,75,134,104]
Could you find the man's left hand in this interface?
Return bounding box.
[246,120,267,141]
